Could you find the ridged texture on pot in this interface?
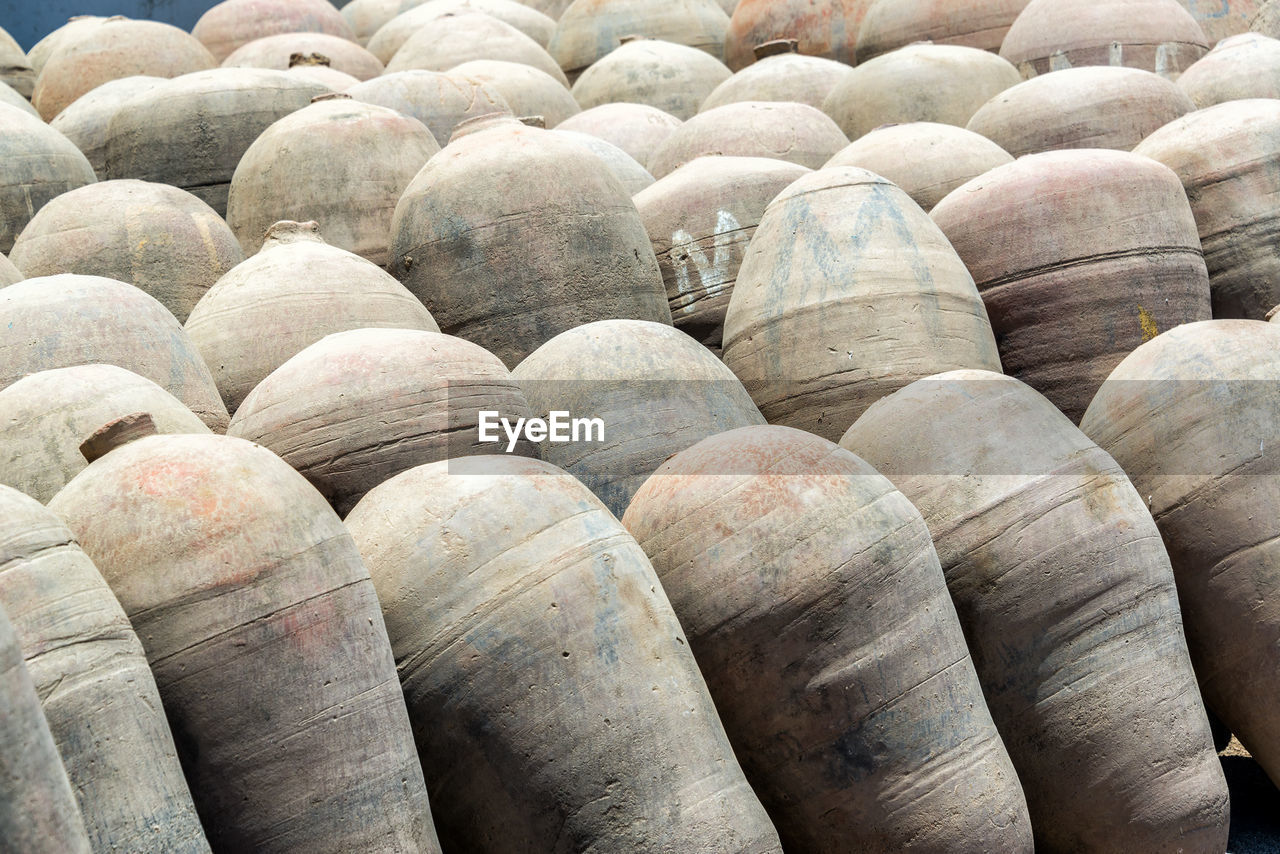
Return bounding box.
[0,24,35,98]
[446,60,580,126]
[344,454,783,853]
[553,130,654,193]
[0,604,92,854]
[48,76,162,176]
[1178,0,1257,42]
[724,0,864,70]
[824,121,1013,212]
[571,38,731,121]
[385,13,568,84]
[623,424,1034,853]
[32,19,217,121]
[634,156,809,349]
[227,98,440,266]
[101,69,330,217]
[930,149,1211,422]
[49,434,441,852]
[966,66,1195,157]
[1000,0,1210,79]
[368,0,555,64]
[348,70,512,143]
[9,179,243,324]
[844,370,1231,853]
[1081,319,1280,788]
[511,320,764,516]
[549,0,730,80]
[1134,98,1280,320]
[229,328,531,515]
[0,364,210,503]
[28,16,106,75]
[389,119,669,367]
[0,485,210,853]
[1177,33,1280,106]
[222,33,385,79]
[722,167,1001,441]
[0,251,22,286]
[857,0,1030,62]
[0,275,229,431]
[186,221,439,413]
[700,51,854,111]
[192,0,358,63]
[0,80,37,116]
[555,102,681,168]
[0,104,97,255]
[822,43,1021,140]
[649,100,846,177]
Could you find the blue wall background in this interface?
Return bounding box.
[3,0,270,50]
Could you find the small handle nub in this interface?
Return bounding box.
[290,52,332,68]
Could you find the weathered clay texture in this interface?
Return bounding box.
[634,156,809,349]
[822,43,1021,140]
[33,18,216,121]
[1135,99,1280,320]
[555,102,681,169]
[0,485,210,852]
[344,454,783,853]
[824,122,1013,212]
[9,179,243,324]
[48,76,162,177]
[857,0,1029,61]
[193,0,357,63]
[347,70,513,145]
[844,370,1231,854]
[1001,0,1210,79]
[930,149,1212,422]
[511,319,764,516]
[553,130,654,193]
[0,25,34,98]
[49,433,442,853]
[722,167,1001,441]
[648,100,847,177]
[389,117,669,367]
[367,0,555,63]
[0,604,92,854]
[0,364,209,503]
[386,13,568,84]
[549,0,729,79]
[1081,320,1280,791]
[0,251,22,285]
[186,221,438,414]
[222,33,385,79]
[1177,33,1280,106]
[724,0,865,70]
[102,69,330,217]
[0,275,228,431]
[446,60,580,126]
[229,328,532,516]
[624,424,1035,853]
[966,67,1195,157]
[571,38,731,121]
[1178,0,1256,43]
[0,104,97,254]
[227,97,440,265]
[700,46,854,111]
